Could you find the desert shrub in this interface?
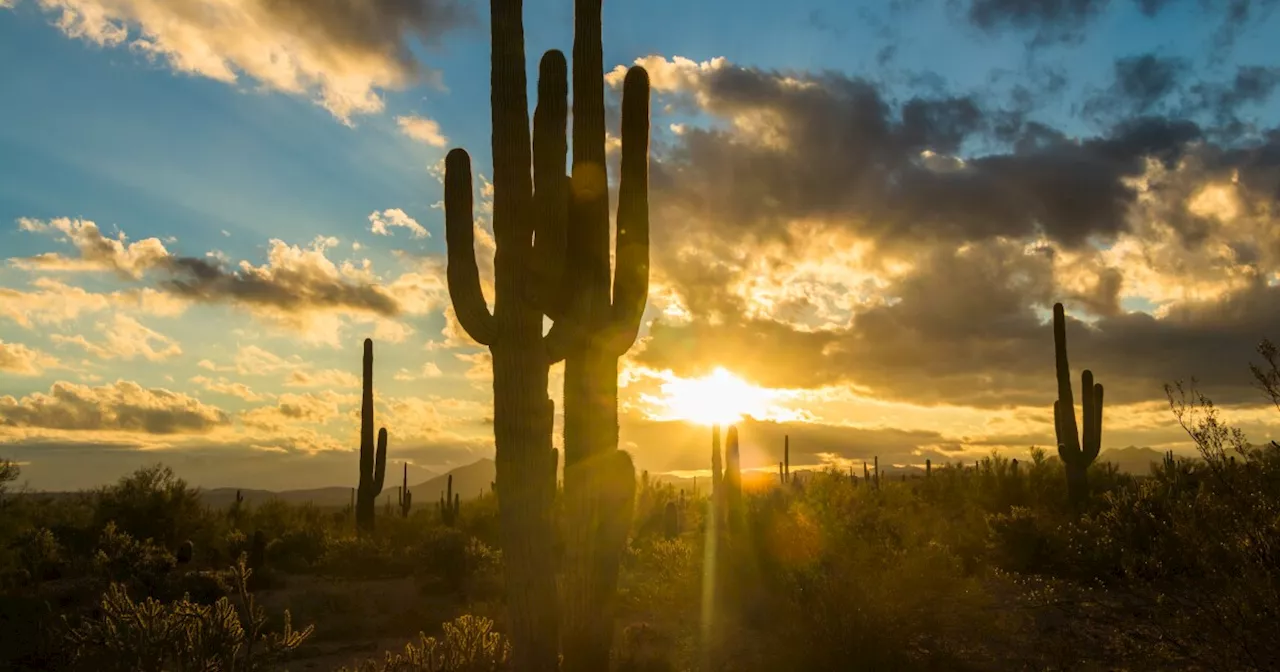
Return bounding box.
[616,622,676,672]
[11,527,64,583]
[414,527,501,596]
[92,465,207,552]
[92,522,177,595]
[268,525,330,573]
[338,614,510,672]
[65,560,312,672]
[319,535,402,578]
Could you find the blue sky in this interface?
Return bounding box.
[1,0,1278,490]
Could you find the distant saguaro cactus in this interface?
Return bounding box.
[1052,303,1104,507]
[439,474,460,526]
[710,425,723,522]
[355,339,388,533]
[723,425,744,537]
[926,459,932,479]
[663,501,679,539]
[399,464,412,518]
[784,435,790,484]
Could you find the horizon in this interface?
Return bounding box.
[3,0,1280,491]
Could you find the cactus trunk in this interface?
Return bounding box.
[558,0,650,665]
[356,339,388,533]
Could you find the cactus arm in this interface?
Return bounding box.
[528,50,571,321]
[444,149,497,346]
[373,428,387,495]
[1087,382,1104,461]
[605,67,652,357]
[1080,370,1095,464]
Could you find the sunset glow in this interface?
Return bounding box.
[647,367,786,426]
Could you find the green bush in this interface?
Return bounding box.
[65,560,312,672]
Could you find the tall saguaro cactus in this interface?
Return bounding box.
[1053,303,1104,507]
[442,0,649,667]
[356,339,388,533]
[559,0,651,666]
[442,2,561,665]
[724,426,742,528]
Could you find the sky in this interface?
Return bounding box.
[1,0,1279,491]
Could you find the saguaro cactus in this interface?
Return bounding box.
[724,426,742,526]
[356,338,388,533]
[439,474,460,526]
[711,425,723,517]
[556,1,651,668]
[784,435,790,484]
[399,464,413,518]
[1052,303,1104,507]
[443,0,636,666]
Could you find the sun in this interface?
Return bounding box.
[649,367,781,426]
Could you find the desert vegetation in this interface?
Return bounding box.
[2,327,1280,670]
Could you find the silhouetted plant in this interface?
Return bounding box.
[356,338,389,533]
[1052,303,1104,508]
[439,474,461,527]
[67,558,312,671]
[339,614,510,672]
[400,464,413,518]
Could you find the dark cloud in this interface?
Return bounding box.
[259,0,473,67]
[1085,54,1188,118]
[649,62,1200,249]
[162,255,402,317]
[962,0,1276,54]
[965,0,1111,44]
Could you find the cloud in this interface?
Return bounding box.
[611,52,1280,412]
[394,363,444,381]
[16,0,472,122]
[15,217,172,278]
[189,376,270,402]
[368,208,429,238]
[13,219,447,341]
[0,341,61,375]
[240,391,353,430]
[285,368,361,389]
[396,115,449,147]
[50,314,182,362]
[0,380,230,433]
[961,0,1279,53]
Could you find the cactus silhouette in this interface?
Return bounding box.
[399,464,412,518]
[554,2,651,667]
[356,338,388,533]
[442,4,571,665]
[439,474,460,526]
[784,435,790,484]
[1052,303,1104,507]
[724,426,742,531]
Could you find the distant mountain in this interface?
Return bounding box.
[409,459,495,504]
[1098,446,1172,474]
[201,486,356,509]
